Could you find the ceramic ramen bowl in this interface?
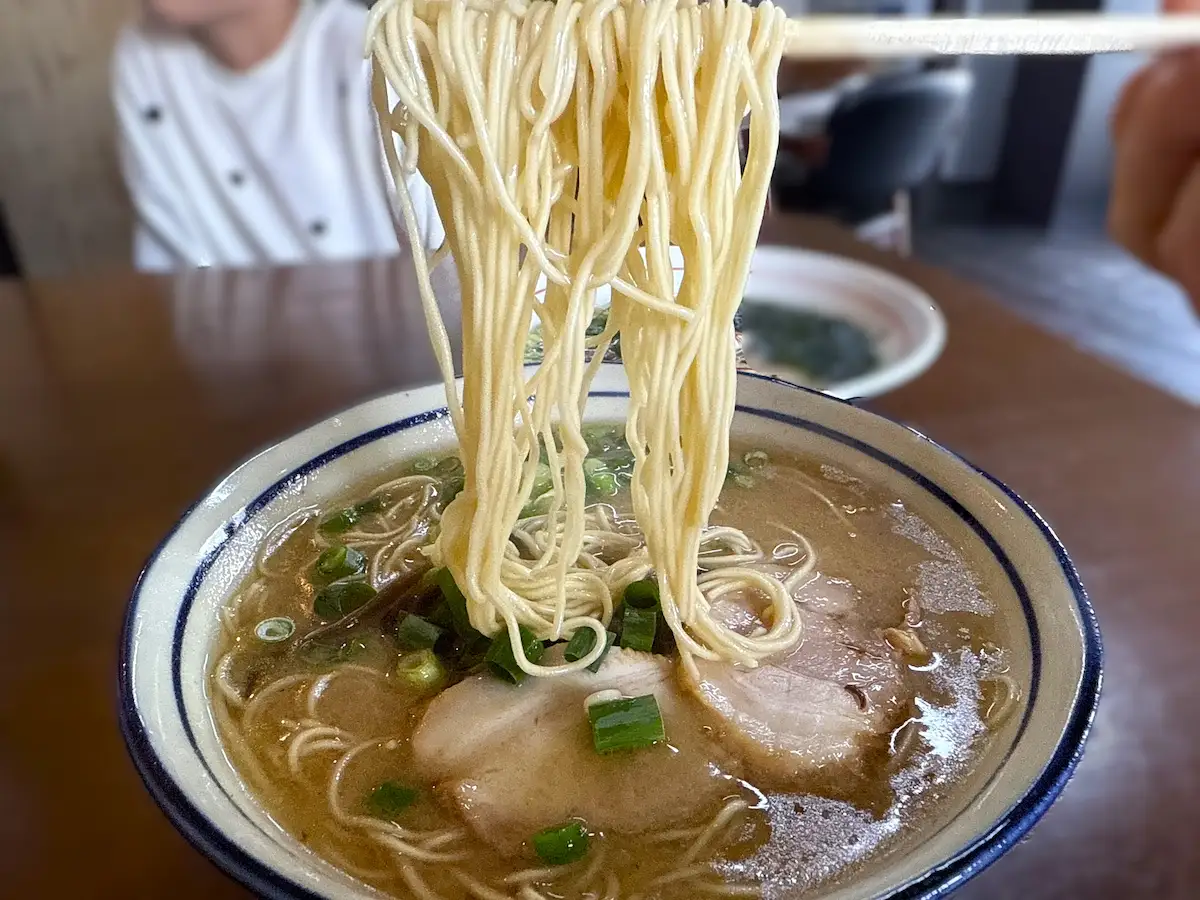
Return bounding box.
[120,366,1101,900]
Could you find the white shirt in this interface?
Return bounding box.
[112,0,444,272]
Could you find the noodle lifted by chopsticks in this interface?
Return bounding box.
[368,0,802,677]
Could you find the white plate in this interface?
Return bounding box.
[534,246,944,400]
[741,245,947,400]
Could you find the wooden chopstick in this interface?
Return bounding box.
[782,14,1200,59]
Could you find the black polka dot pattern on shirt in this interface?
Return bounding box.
[337,79,349,100]
[310,220,328,237]
[143,106,163,123]
[229,171,246,187]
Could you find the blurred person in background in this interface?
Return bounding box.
[1109,0,1200,310]
[113,0,444,272]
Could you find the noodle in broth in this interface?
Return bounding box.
[212,436,1020,899]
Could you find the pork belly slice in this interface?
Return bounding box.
[684,575,912,793]
[411,648,740,854]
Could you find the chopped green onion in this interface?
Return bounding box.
[314,545,366,582]
[436,568,481,640]
[583,458,618,498]
[601,449,635,471]
[623,579,660,610]
[439,475,465,507]
[412,456,438,472]
[313,579,377,620]
[588,694,666,754]
[318,507,360,536]
[744,449,769,469]
[435,456,463,475]
[532,462,554,497]
[532,821,590,865]
[395,614,445,651]
[353,495,386,516]
[582,423,624,455]
[564,629,616,673]
[591,472,619,496]
[366,782,419,820]
[395,649,446,692]
[619,605,657,653]
[485,625,545,684]
[426,600,455,632]
[520,490,555,519]
[301,635,369,665]
[583,457,611,476]
[254,617,295,643]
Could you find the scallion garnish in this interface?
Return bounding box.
[313,545,366,582]
[622,579,660,609]
[520,491,555,519]
[744,449,769,469]
[395,649,446,692]
[254,617,295,643]
[485,625,545,684]
[395,613,445,651]
[302,635,370,665]
[313,579,376,620]
[438,475,465,508]
[366,781,419,820]
[564,629,615,673]
[318,507,360,536]
[583,458,618,497]
[532,820,590,865]
[436,568,481,640]
[618,605,656,652]
[353,495,386,516]
[435,456,463,475]
[588,694,666,754]
[532,462,553,497]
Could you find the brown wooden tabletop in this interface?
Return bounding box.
[1,216,1197,899]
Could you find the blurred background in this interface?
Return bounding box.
[0,0,1162,276]
[2,0,1194,402]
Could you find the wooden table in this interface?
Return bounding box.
[2,217,1197,898]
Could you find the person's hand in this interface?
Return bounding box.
[1109,0,1200,309]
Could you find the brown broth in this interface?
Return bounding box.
[209,436,1019,899]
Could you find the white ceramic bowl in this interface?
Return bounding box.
[120,367,1100,900]
[740,246,947,400]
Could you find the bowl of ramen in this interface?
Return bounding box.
[119,365,1100,900]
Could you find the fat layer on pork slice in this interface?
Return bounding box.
[411,647,740,854]
[684,573,912,793]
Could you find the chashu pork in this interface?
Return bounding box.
[411,647,741,855]
[683,574,912,793]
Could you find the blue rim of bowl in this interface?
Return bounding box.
[118,373,1102,900]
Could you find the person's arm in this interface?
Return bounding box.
[1108,0,1200,309]
[111,29,203,273]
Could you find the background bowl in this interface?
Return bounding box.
[532,246,945,399]
[740,246,947,400]
[120,366,1100,900]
